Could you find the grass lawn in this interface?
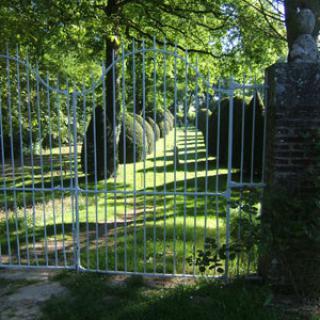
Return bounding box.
[39,272,288,320]
[0,126,258,276]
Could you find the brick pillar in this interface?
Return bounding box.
[261,63,320,296]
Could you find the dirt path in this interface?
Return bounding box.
[0,269,67,320]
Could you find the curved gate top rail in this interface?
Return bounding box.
[0,38,267,279]
[0,40,265,97]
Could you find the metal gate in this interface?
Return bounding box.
[0,41,267,279]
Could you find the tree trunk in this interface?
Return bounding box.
[105,37,120,124]
[80,0,122,179]
[284,0,299,52]
[103,0,122,177]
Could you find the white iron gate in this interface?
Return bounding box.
[0,41,267,279]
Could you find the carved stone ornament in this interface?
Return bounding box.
[289,8,319,63]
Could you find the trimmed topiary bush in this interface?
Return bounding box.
[158,119,169,137]
[206,94,264,174]
[146,116,160,141]
[157,110,173,138]
[206,96,240,164]
[80,106,118,180]
[187,112,196,126]
[134,114,155,155]
[245,93,264,174]
[41,133,61,149]
[175,112,185,127]
[164,110,175,128]
[197,109,212,142]
[0,133,22,160]
[118,113,144,164]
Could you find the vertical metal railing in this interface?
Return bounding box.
[0,43,267,279]
[72,88,81,270]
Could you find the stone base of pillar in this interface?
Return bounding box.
[260,63,320,297]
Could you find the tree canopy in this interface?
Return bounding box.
[0,0,288,80]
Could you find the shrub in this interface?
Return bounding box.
[118,113,144,164]
[0,133,23,160]
[175,112,185,127]
[164,110,175,127]
[206,94,264,175]
[197,109,212,142]
[146,116,160,141]
[133,114,155,155]
[187,112,196,126]
[157,110,173,138]
[41,133,61,149]
[245,93,264,174]
[158,120,169,137]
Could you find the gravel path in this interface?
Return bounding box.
[0,270,67,320]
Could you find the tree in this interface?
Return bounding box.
[0,0,287,78]
[0,0,290,177]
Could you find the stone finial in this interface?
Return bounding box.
[297,8,316,34]
[289,8,319,63]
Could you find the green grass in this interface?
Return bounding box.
[40,272,282,320]
[0,126,258,276]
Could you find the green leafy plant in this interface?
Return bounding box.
[187,237,224,274]
[189,188,262,275]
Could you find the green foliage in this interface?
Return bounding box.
[146,116,160,141]
[187,112,196,126]
[197,108,212,141]
[156,110,174,138]
[133,114,155,155]
[0,0,286,163]
[119,113,144,164]
[230,189,261,252]
[189,188,262,275]
[187,237,225,274]
[0,0,286,81]
[206,94,264,174]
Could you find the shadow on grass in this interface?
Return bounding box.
[146,150,209,164]
[40,272,280,320]
[0,202,229,272]
[0,203,255,276]
[0,179,131,210]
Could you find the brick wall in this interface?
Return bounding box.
[260,64,320,294]
[265,63,320,193]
